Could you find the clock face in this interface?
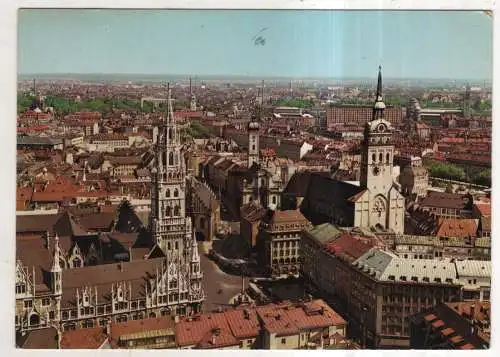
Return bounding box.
[372,166,380,176]
[377,123,387,133]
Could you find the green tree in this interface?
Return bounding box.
[427,162,466,181]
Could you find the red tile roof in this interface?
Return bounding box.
[474,203,491,217]
[60,327,108,349]
[109,316,175,346]
[256,300,345,336]
[435,218,479,238]
[325,232,374,261]
[175,313,239,348]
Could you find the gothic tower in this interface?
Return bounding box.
[149,84,204,312]
[360,66,395,195]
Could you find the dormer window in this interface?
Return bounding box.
[388,275,395,281]
[434,278,441,283]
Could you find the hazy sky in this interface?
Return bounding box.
[18,9,493,79]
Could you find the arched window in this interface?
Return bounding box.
[386,153,390,163]
[174,189,179,197]
[166,206,172,217]
[162,152,167,166]
[272,196,277,204]
[169,152,174,165]
[72,257,82,268]
[379,153,383,162]
[174,206,180,216]
[372,153,376,163]
[29,313,40,326]
[168,129,173,140]
[166,189,170,197]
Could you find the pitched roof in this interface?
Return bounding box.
[109,316,175,347]
[353,249,458,284]
[435,218,479,238]
[325,232,374,261]
[175,313,239,348]
[420,191,468,210]
[60,327,108,349]
[16,328,58,349]
[304,223,342,244]
[53,211,88,237]
[16,214,60,234]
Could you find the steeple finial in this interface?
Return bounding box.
[166,82,175,124]
[376,65,383,100]
[372,65,386,120]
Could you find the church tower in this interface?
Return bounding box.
[360,65,394,194]
[247,81,263,168]
[150,84,188,253]
[357,66,404,233]
[189,77,197,112]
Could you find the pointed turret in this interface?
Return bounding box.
[51,234,62,273]
[51,234,63,295]
[191,227,200,263]
[372,65,386,120]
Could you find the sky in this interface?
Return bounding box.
[18,9,493,80]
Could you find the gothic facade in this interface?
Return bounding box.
[15,88,204,334]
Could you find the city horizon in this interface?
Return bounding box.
[18,9,493,80]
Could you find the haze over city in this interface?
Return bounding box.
[18,9,492,80]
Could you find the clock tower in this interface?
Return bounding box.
[360,65,394,195]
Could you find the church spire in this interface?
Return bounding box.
[51,234,62,272]
[372,65,386,120]
[165,82,175,124]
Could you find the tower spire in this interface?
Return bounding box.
[166,82,175,123]
[376,65,383,100]
[51,234,62,272]
[372,65,386,120]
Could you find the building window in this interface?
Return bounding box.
[16,284,26,294]
[72,257,82,268]
[174,189,179,197]
[272,196,277,204]
[372,153,376,163]
[42,298,50,306]
[169,152,174,165]
[281,338,286,344]
[49,311,55,319]
[24,300,32,308]
[166,189,170,197]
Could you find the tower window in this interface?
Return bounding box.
[169,152,174,165]
[252,145,256,151]
[386,153,390,163]
[379,153,383,162]
[166,206,172,216]
[174,206,180,216]
[162,152,167,166]
[174,189,179,197]
[372,153,376,163]
[166,189,170,198]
